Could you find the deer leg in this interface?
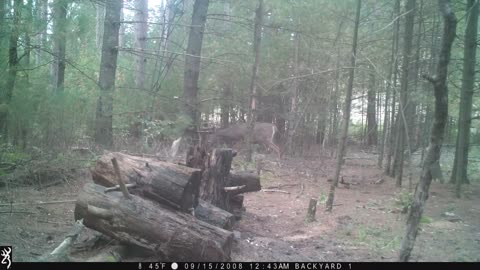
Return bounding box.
[267,142,281,160]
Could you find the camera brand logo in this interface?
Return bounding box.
[0,246,11,270]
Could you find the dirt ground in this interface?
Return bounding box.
[1,150,479,262]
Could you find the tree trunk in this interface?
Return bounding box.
[395,0,416,187]
[385,0,401,176]
[134,0,148,90]
[118,7,125,48]
[378,2,398,167]
[0,0,5,97]
[51,0,68,92]
[452,0,478,196]
[96,2,105,49]
[5,0,20,103]
[327,49,341,150]
[1,0,20,137]
[286,32,300,155]
[94,0,123,149]
[245,0,263,162]
[399,0,456,261]
[0,0,4,50]
[366,64,377,146]
[325,0,361,212]
[24,0,33,78]
[220,80,232,128]
[75,183,233,262]
[182,0,210,144]
[36,0,48,64]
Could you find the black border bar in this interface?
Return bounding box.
[8,262,480,270]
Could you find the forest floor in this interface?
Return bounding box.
[0,149,479,262]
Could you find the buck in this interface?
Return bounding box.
[208,122,283,159]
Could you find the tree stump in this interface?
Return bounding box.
[305,198,317,223]
[74,183,233,261]
[200,149,234,211]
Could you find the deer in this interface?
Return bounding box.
[208,122,283,159]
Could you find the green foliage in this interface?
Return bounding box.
[0,143,30,164]
[356,225,401,251]
[318,193,328,205]
[393,191,414,211]
[143,115,190,142]
[420,216,433,224]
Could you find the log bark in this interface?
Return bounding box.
[194,200,235,230]
[227,171,261,196]
[200,149,234,211]
[198,150,259,220]
[75,183,233,262]
[230,195,245,220]
[92,152,202,212]
[305,198,317,223]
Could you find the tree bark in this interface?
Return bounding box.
[92,152,202,212]
[366,64,377,146]
[182,0,210,144]
[220,80,232,128]
[378,2,399,167]
[200,149,234,211]
[94,0,122,149]
[325,0,361,212]
[134,0,148,90]
[194,200,235,230]
[305,198,317,223]
[385,0,401,176]
[75,183,233,261]
[51,0,68,92]
[395,0,416,187]
[96,2,105,49]
[286,32,300,155]
[451,0,478,195]
[118,7,125,48]
[1,0,20,137]
[5,0,20,103]
[36,0,49,64]
[398,0,456,261]
[227,171,261,196]
[245,0,263,162]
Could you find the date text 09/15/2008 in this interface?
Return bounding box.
[138,262,350,270]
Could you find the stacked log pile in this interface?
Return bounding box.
[71,150,261,262]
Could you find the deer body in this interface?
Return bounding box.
[209,122,283,159]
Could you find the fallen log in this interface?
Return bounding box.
[91,152,202,212]
[75,183,233,261]
[230,195,245,220]
[194,200,235,230]
[227,171,261,196]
